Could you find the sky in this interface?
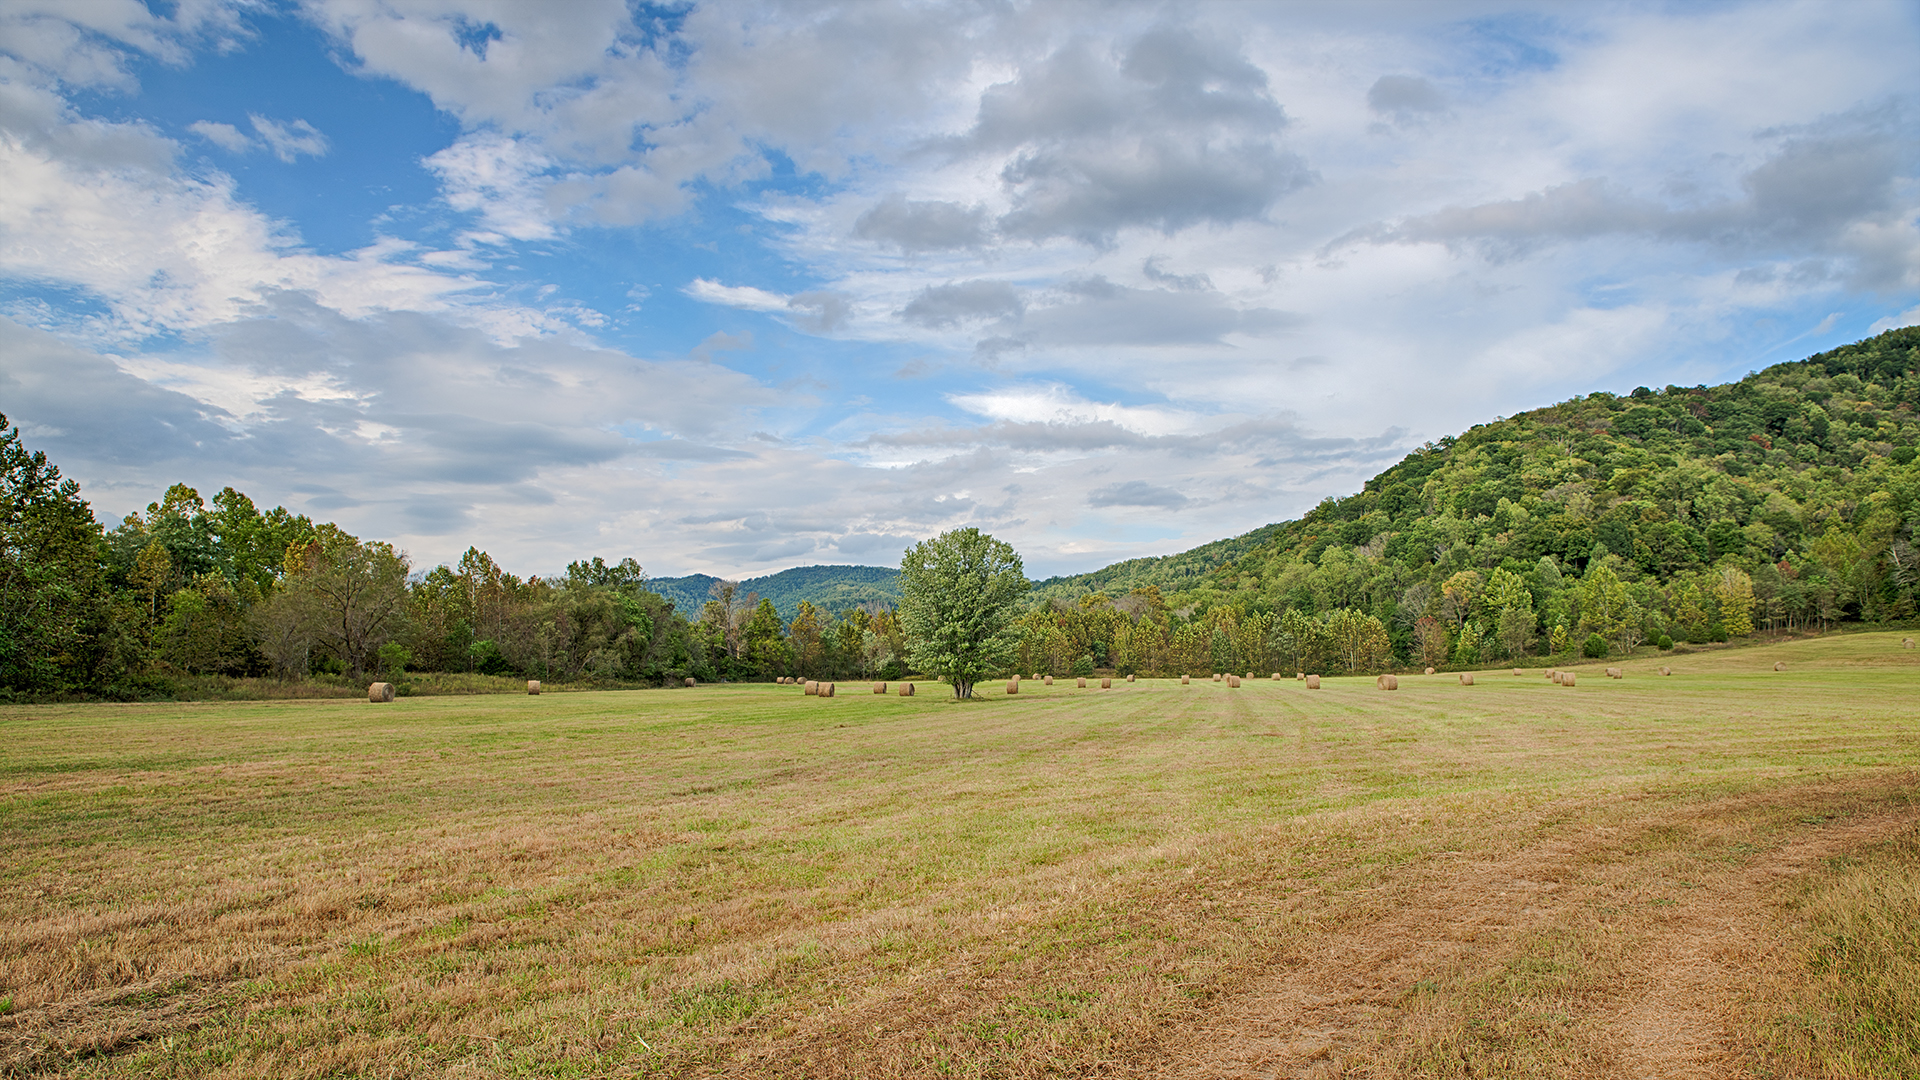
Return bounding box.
[1,1,1917,580]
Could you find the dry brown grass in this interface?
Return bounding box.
[1,633,1916,1078]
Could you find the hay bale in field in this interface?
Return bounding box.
[1007,679,1019,694]
[1212,673,1222,682]
[1077,677,1088,688]
[1513,668,1522,676]
[805,680,819,695]
[527,680,540,695]
[1383,674,1399,690]
[819,682,835,697]
[899,682,915,697]
[1774,661,1786,671]
[1547,670,1558,681]
[1606,667,1622,679]
[1127,674,1136,682]
[1424,667,1435,676]
[874,682,887,694]
[1459,672,1474,686]
[1562,672,1576,687]
[1904,637,1915,649]
[1306,674,1321,689]
[1226,675,1239,688]
[1044,675,1054,685]
[1296,672,1305,681]
[1272,672,1281,680]
[685,677,696,687]
[1660,666,1671,676]
[1101,677,1112,689]
[1181,675,1190,685]
[368,682,394,703]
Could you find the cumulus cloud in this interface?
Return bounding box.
[1340,118,1918,288]
[853,195,991,251]
[949,26,1314,245]
[1367,75,1448,126]
[899,280,1025,329]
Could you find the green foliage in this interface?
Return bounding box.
[899,528,1027,699]
[649,564,902,623]
[1583,633,1609,658]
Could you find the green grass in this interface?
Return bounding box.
[1,635,1916,1077]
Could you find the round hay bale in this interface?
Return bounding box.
[1011,673,1020,683]
[1212,673,1222,682]
[1424,667,1435,676]
[1375,674,1387,690]
[804,680,819,695]
[527,680,541,695]
[1774,661,1786,671]
[1306,674,1321,689]
[1551,671,1563,684]
[1181,675,1190,685]
[1660,666,1671,676]
[1044,675,1054,685]
[1272,672,1282,680]
[1127,674,1136,682]
[1904,637,1915,649]
[1077,677,1087,688]
[1384,674,1399,690]
[1226,675,1239,688]
[1101,677,1112,689]
[1006,679,1019,694]
[874,682,887,694]
[898,682,915,697]
[821,682,835,697]
[1513,668,1522,676]
[1459,672,1474,685]
[368,682,393,703]
[685,677,696,687]
[1606,667,1621,679]
[1245,672,1254,681]
[1562,672,1577,687]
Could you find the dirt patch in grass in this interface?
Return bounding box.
[1144,776,1917,1080]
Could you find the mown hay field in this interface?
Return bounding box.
[3,634,1918,1078]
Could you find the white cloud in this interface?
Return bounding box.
[684,278,790,313]
[188,119,252,152]
[248,114,329,162]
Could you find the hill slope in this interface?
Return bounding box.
[1175,326,1920,629]
[649,564,901,621]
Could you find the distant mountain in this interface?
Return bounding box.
[648,564,901,621]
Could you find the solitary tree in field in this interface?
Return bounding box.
[899,527,1026,699]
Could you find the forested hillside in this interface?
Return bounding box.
[4,327,1916,699]
[1012,326,1920,678]
[649,565,900,623]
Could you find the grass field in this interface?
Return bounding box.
[2,634,1917,1078]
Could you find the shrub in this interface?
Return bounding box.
[1583,633,1609,658]
[1071,655,1095,679]
[1656,634,1674,650]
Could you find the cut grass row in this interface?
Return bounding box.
[1,632,1915,1077]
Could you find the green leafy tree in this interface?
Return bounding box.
[1485,567,1536,659]
[0,415,108,694]
[1324,608,1391,673]
[1713,565,1756,637]
[899,527,1027,699]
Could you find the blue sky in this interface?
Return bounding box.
[2,1,1917,579]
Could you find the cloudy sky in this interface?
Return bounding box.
[2,1,1917,579]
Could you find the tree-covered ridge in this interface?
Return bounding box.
[1027,522,1289,602]
[649,564,901,623]
[997,327,1920,679]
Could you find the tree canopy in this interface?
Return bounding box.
[899,527,1028,699]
